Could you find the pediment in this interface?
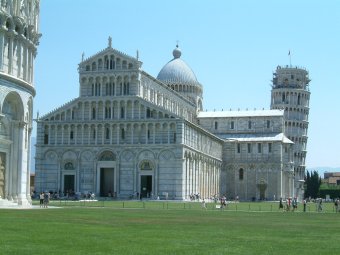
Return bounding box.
[79,47,142,72]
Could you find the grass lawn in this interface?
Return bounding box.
[0,202,339,255]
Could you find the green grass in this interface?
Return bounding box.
[0,202,339,255]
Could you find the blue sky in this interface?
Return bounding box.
[34,0,340,168]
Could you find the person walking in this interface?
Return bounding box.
[279,197,284,211]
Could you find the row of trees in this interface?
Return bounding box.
[304,170,321,199]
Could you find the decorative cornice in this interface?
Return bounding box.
[0,73,35,96]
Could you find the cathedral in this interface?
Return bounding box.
[34,37,310,201]
[0,0,40,207]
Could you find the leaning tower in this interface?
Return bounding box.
[270,65,311,200]
[0,0,40,207]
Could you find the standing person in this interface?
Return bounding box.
[292,197,298,211]
[201,199,207,210]
[318,199,323,212]
[43,191,50,208]
[279,197,284,211]
[334,198,339,213]
[303,198,307,212]
[39,192,44,208]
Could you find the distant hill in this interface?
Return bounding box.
[30,137,36,173]
[307,167,340,178]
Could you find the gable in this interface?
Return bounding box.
[79,47,142,72]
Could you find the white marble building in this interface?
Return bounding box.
[35,39,310,201]
[0,0,40,207]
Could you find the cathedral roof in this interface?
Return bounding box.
[157,45,201,87]
[197,109,284,118]
[220,133,293,144]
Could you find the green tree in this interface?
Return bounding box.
[304,170,321,199]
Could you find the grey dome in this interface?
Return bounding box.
[157,46,200,86]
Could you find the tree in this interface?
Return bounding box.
[304,170,321,199]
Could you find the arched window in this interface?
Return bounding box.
[105,128,110,139]
[239,168,244,180]
[92,108,96,119]
[214,121,218,130]
[121,128,125,139]
[120,107,125,118]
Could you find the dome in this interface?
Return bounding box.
[157,46,200,86]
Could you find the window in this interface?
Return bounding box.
[147,129,150,139]
[120,107,125,118]
[267,120,270,129]
[258,143,262,153]
[230,121,234,129]
[44,134,48,144]
[71,110,75,120]
[106,128,110,140]
[105,107,111,119]
[121,128,125,139]
[282,94,285,103]
[297,94,301,105]
[247,143,252,153]
[239,168,244,180]
[268,143,272,153]
[215,121,218,130]
[92,129,96,139]
[70,131,74,140]
[237,143,241,153]
[248,120,252,129]
[146,108,151,118]
[92,108,96,119]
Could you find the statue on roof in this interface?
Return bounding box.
[108,36,112,48]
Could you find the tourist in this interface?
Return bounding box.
[279,197,284,211]
[302,198,307,212]
[39,192,44,208]
[201,199,207,210]
[43,191,50,208]
[317,199,323,212]
[292,197,298,211]
[335,198,339,213]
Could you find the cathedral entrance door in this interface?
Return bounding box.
[64,175,75,194]
[257,179,267,200]
[140,175,152,198]
[100,168,114,197]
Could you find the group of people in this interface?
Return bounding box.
[279,197,340,213]
[39,191,50,208]
[279,197,299,212]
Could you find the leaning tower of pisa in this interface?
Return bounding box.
[270,65,311,200]
[0,0,40,207]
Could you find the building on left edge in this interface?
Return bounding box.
[0,0,40,207]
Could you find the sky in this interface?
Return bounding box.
[34,0,340,169]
